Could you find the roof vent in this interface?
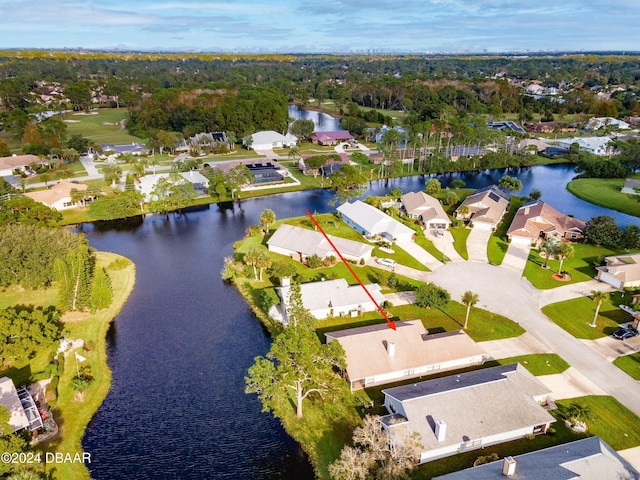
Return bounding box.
[435,420,446,442]
[386,341,396,357]
[502,456,516,476]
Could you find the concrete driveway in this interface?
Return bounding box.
[396,239,443,271]
[425,229,464,262]
[501,242,531,274]
[537,368,607,399]
[429,261,640,419]
[480,332,551,359]
[467,227,491,263]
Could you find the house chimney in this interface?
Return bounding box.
[435,420,446,442]
[281,276,291,287]
[502,457,516,476]
[386,341,396,357]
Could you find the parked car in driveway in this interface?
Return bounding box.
[613,327,638,340]
[376,258,396,268]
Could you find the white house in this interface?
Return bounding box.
[248,130,297,150]
[401,192,450,230]
[337,200,415,243]
[276,277,384,323]
[325,321,486,390]
[596,253,640,290]
[381,363,555,464]
[558,136,614,156]
[586,117,630,131]
[267,224,373,263]
[137,172,210,199]
[24,181,90,210]
[0,154,42,177]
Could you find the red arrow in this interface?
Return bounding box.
[306,210,396,331]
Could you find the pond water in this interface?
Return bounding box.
[288,105,341,132]
[81,163,636,479]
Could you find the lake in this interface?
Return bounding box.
[81,163,637,479]
[288,105,341,132]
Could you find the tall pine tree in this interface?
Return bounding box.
[90,267,113,311]
[55,244,94,311]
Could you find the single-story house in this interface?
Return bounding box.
[205,159,287,186]
[24,181,91,210]
[0,377,43,433]
[298,153,349,176]
[586,117,630,131]
[325,321,485,390]
[558,136,614,156]
[0,154,42,177]
[248,130,297,150]
[621,178,640,195]
[434,436,640,480]
[401,192,450,230]
[176,132,230,152]
[310,130,354,146]
[101,143,148,156]
[276,277,384,323]
[455,185,510,230]
[487,121,526,135]
[337,200,415,243]
[267,224,373,263]
[507,200,585,246]
[596,253,640,290]
[137,172,210,199]
[381,363,555,464]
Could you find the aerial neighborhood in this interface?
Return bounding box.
[2,52,640,480]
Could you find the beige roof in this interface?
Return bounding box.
[458,186,509,225]
[325,320,485,382]
[0,377,29,433]
[383,364,554,453]
[507,200,585,239]
[267,224,372,260]
[25,181,87,207]
[402,192,450,223]
[0,154,42,171]
[599,253,640,285]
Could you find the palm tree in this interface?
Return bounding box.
[456,203,470,220]
[555,243,574,274]
[288,145,300,161]
[539,237,559,269]
[461,291,479,329]
[589,290,610,328]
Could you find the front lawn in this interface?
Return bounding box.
[613,353,640,380]
[450,227,470,260]
[523,243,628,290]
[542,291,628,339]
[374,244,429,271]
[567,177,640,218]
[488,196,525,265]
[494,353,570,375]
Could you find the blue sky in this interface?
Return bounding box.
[1,0,639,53]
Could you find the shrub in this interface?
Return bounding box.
[474,452,499,466]
[46,376,59,406]
[57,353,65,376]
[306,254,323,269]
[108,257,130,271]
[359,258,365,265]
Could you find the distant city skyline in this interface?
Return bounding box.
[1,0,639,54]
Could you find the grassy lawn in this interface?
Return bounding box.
[0,285,58,310]
[542,291,629,339]
[567,177,640,218]
[61,108,145,145]
[488,196,525,265]
[374,244,429,271]
[37,252,136,480]
[450,227,470,260]
[493,353,570,375]
[614,353,640,380]
[524,243,631,290]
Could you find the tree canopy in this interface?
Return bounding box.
[0,306,62,366]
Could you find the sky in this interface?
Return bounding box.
[1,0,639,54]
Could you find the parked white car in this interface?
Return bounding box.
[376,258,397,268]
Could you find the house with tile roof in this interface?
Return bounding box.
[310,130,354,146]
[381,363,555,464]
[24,181,90,210]
[401,192,450,230]
[267,224,373,263]
[337,200,415,243]
[325,321,485,390]
[507,200,585,246]
[434,436,640,480]
[596,253,640,290]
[455,185,510,230]
[0,154,43,177]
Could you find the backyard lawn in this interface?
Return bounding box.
[567,177,640,218]
[542,291,629,339]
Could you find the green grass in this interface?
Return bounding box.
[374,245,429,271]
[450,227,470,260]
[488,196,525,265]
[567,177,640,218]
[542,291,629,339]
[61,108,145,145]
[614,353,640,380]
[524,244,632,290]
[0,285,58,310]
[494,353,570,375]
[38,252,136,480]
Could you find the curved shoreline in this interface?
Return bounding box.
[43,252,136,480]
[566,178,640,218]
